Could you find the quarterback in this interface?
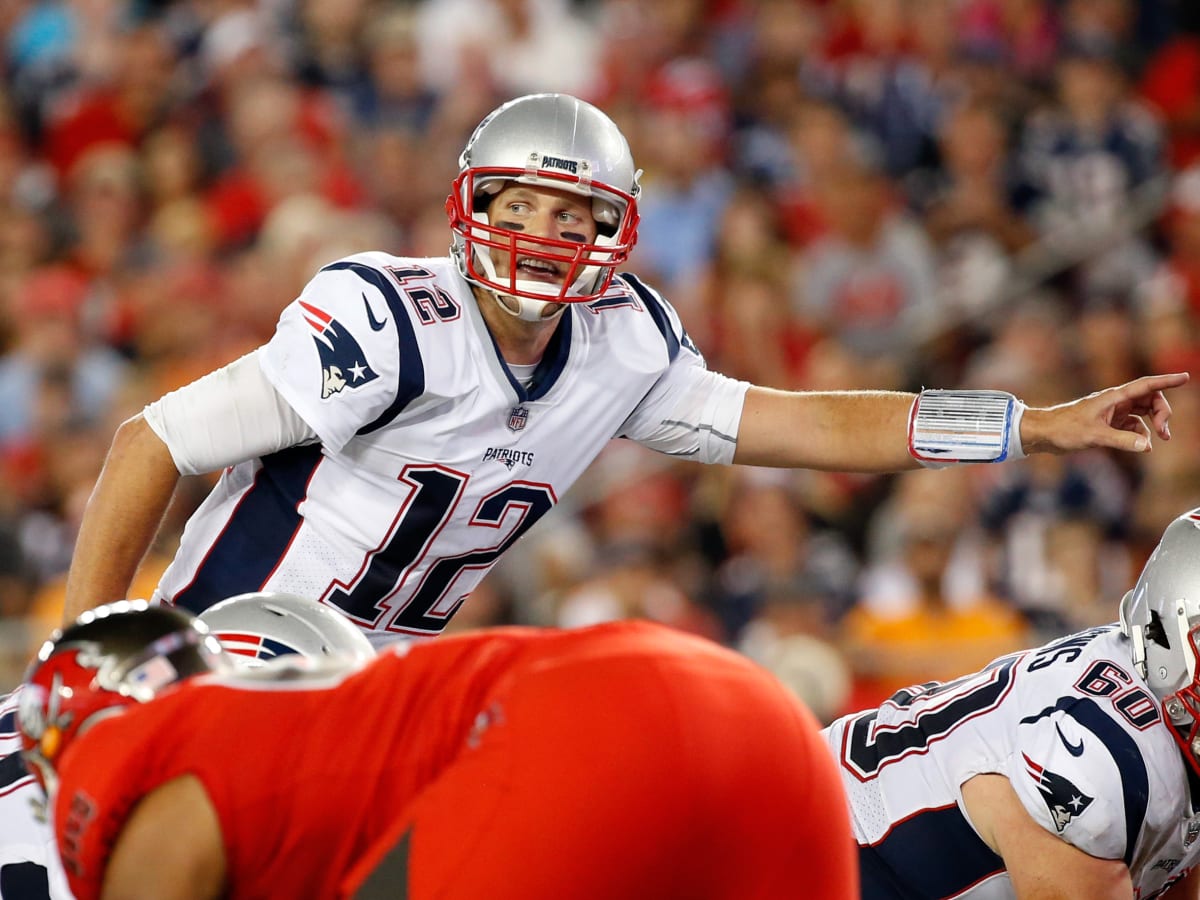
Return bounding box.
[61,92,1186,641]
[0,592,370,900]
[823,507,1200,899]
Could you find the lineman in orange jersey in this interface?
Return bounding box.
[18,602,856,900]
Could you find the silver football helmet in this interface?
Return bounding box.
[446,92,642,320]
[1119,508,1200,762]
[198,592,376,667]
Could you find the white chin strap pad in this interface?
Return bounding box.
[492,291,565,322]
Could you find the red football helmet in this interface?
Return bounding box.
[447,93,641,313]
[18,600,227,798]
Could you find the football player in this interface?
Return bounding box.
[0,592,372,900]
[0,593,370,900]
[822,506,1200,899]
[18,604,855,900]
[60,92,1186,642]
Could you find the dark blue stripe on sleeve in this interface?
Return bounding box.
[320,261,425,434]
[0,751,31,792]
[0,710,14,737]
[1020,697,1149,868]
[0,861,50,900]
[859,804,1005,899]
[172,445,323,614]
[616,273,681,362]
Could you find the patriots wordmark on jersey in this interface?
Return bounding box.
[822,625,1200,900]
[154,253,740,645]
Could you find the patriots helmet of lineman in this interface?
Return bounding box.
[447,92,642,321]
[198,592,376,667]
[1120,508,1200,769]
[17,600,227,798]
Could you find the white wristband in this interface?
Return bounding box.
[908,389,1026,468]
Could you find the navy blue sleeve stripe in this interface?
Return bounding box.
[858,803,1004,898]
[173,446,323,614]
[1020,697,1149,868]
[616,273,680,362]
[320,261,425,435]
[0,752,31,793]
[0,861,51,900]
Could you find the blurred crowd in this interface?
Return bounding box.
[2,0,1200,719]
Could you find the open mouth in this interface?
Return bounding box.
[515,256,563,282]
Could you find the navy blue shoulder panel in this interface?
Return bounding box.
[319,261,425,435]
[615,273,681,362]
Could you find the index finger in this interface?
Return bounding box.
[1119,372,1190,397]
[1122,373,1188,439]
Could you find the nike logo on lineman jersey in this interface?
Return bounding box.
[1056,721,1084,757]
[362,293,388,331]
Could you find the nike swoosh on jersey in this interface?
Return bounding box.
[1056,721,1085,757]
[362,293,388,331]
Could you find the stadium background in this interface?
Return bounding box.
[1,0,1198,722]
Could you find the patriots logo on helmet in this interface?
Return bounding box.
[300,300,379,399]
[1023,752,1094,832]
[214,631,303,664]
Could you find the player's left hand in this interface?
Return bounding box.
[1020,372,1190,455]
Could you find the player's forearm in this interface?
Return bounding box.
[63,415,181,622]
[732,387,921,472]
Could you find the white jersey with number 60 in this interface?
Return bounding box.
[821,625,1200,899]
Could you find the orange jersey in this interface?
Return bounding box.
[53,621,856,900]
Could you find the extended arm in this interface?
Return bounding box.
[961,773,1133,900]
[99,775,226,900]
[62,413,179,623]
[731,373,1188,471]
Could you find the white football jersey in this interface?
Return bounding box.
[155,254,744,644]
[0,690,72,899]
[822,625,1200,899]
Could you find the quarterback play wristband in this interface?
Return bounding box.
[907,389,1026,467]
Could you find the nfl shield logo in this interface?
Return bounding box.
[1185,816,1200,848]
[507,406,529,432]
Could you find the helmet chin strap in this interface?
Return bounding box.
[491,289,566,322]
